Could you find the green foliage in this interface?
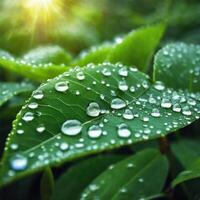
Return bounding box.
[0,1,200,199]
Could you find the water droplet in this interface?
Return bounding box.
[188,98,196,106]
[117,123,131,138]
[36,125,46,133]
[123,109,134,120]
[151,108,161,117]
[22,112,34,122]
[60,142,69,151]
[55,81,69,92]
[118,80,128,91]
[10,155,28,171]
[76,71,85,80]
[86,102,101,117]
[33,90,44,99]
[28,102,38,110]
[182,106,192,116]
[111,98,126,109]
[88,125,102,138]
[161,98,172,108]
[154,81,165,91]
[17,129,24,135]
[173,103,181,112]
[61,119,82,136]
[118,67,128,77]
[101,68,111,76]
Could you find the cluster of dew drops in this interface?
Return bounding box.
[7,62,200,177]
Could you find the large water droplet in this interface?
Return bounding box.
[10,155,28,171]
[22,112,34,122]
[28,102,38,109]
[86,102,101,117]
[182,106,192,116]
[118,80,128,91]
[55,81,69,92]
[118,67,128,77]
[88,125,102,138]
[101,68,111,76]
[76,71,85,80]
[111,98,126,109]
[60,142,69,151]
[154,81,165,91]
[123,109,134,120]
[117,123,131,138]
[33,90,44,99]
[151,108,161,117]
[161,98,172,108]
[61,119,82,136]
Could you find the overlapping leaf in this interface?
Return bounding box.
[81,149,168,200]
[0,46,71,82]
[0,82,35,107]
[73,24,165,72]
[0,61,199,186]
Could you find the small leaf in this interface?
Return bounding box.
[81,149,169,200]
[0,46,72,82]
[172,159,200,187]
[74,24,166,72]
[0,63,199,186]
[154,43,200,92]
[40,167,54,200]
[52,155,124,200]
[0,82,35,107]
[172,138,200,187]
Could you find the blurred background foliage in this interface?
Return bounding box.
[0,0,200,56]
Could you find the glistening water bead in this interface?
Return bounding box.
[86,102,101,117]
[10,155,28,171]
[61,119,82,136]
[87,125,102,138]
[111,98,126,109]
[55,81,69,92]
[117,123,131,138]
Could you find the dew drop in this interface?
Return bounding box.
[22,112,34,122]
[154,81,165,91]
[76,71,85,80]
[86,102,101,117]
[28,102,38,109]
[117,123,131,138]
[111,98,126,109]
[182,106,192,116]
[151,108,161,117]
[61,119,82,136]
[36,125,46,133]
[118,67,128,77]
[60,142,69,151]
[161,98,172,108]
[88,125,102,138]
[10,155,28,171]
[55,81,69,92]
[173,103,181,112]
[118,80,128,91]
[101,68,111,76]
[123,109,134,120]
[33,90,44,99]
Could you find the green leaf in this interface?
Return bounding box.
[74,24,166,72]
[40,167,54,200]
[52,155,124,200]
[172,138,200,187]
[0,82,35,107]
[81,149,169,200]
[154,43,200,92]
[171,138,200,169]
[172,159,200,187]
[108,24,166,71]
[0,46,72,82]
[0,62,199,186]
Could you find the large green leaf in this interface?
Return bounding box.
[81,149,168,200]
[52,155,124,200]
[0,62,199,186]
[0,82,35,107]
[73,24,165,72]
[154,43,200,92]
[0,46,71,82]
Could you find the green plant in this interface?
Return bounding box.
[0,5,200,199]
